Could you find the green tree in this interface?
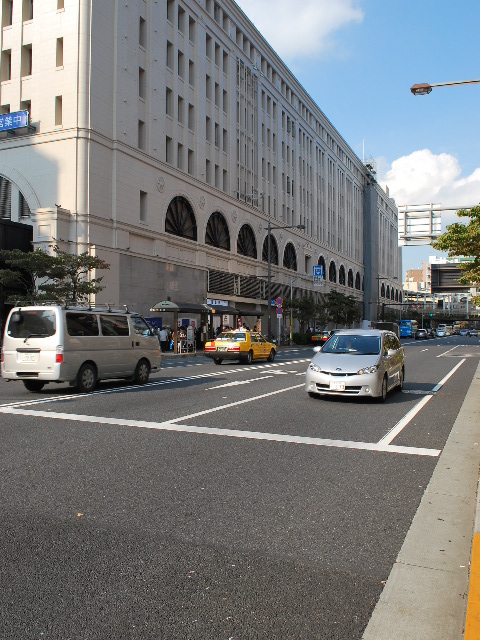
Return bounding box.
[0,246,109,303]
[0,248,54,301]
[325,291,361,327]
[431,205,480,305]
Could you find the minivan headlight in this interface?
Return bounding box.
[356,364,379,375]
[308,362,322,373]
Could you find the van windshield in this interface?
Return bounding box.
[7,309,57,339]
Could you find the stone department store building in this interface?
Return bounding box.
[0,0,401,331]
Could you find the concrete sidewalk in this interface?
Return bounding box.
[363,362,480,639]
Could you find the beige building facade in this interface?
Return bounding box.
[0,0,401,327]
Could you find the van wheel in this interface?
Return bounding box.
[134,359,150,384]
[76,363,97,393]
[23,380,45,392]
[397,368,404,392]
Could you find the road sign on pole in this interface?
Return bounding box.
[313,265,324,286]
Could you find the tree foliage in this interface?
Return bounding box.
[0,246,109,304]
[288,290,362,330]
[431,205,480,305]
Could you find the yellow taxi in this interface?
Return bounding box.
[204,330,276,365]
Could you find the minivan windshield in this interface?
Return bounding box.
[322,334,381,355]
[7,309,57,339]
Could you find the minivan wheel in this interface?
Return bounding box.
[76,363,97,393]
[378,375,388,403]
[134,359,150,385]
[23,380,45,392]
[397,368,404,392]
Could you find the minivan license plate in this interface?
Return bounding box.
[330,380,345,391]
[20,353,38,363]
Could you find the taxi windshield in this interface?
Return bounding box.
[322,334,381,355]
[217,332,246,342]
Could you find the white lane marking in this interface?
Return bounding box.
[378,359,466,446]
[378,395,433,446]
[437,345,459,358]
[421,348,429,352]
[432,359,466,392]
[0,406,440,457]
[206,375,274,389]
[0,361,311,409]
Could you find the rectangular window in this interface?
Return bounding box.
[206,116,211,142]
[166,136,173,164]
[21,45,32,76]
[177,143,184,170]
[55,95,62,126]
[139,17,146,48]
[188,103,194,130]
[215,43,220,67]
[206,34,212,59]
[1,50,11,81]
[223,51,228,74]
[177,5,185,32]
[205,75,211,100]
[139,67,146,99]
[177,50,184,79]
[188,149,194,175]
[56,38,64,67]
[20,99,31,117]
[2,0,13,27]
[100,315,129,337]
[222,90,228,113]
[165,87,173,116]
[138,119,145,149]
[66,313,99,337]
[57,0,64,8]
[22,0,33,21]
[214,123,219,147]
[167,0,174,22]
[177,95,184,124]
[188,16,196,43]
[214,82,220,107]
[166,41,174,69]
[140,190,147,222]
[206,159,212,184]
[188,60,194,86]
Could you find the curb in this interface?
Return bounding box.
[362,361,480,639]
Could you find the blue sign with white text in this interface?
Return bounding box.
[313,265,324,278]
[0,110,29,132]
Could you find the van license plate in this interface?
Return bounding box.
[20,353,38,363]
[330,380,345,391]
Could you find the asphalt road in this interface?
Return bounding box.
[1,336,479,639]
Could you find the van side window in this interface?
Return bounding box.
[131,316,152,335]
[66,312,99,336]
[99,315,129,336]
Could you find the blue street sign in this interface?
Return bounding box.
[313,265,323,278]
[0,110,29,132]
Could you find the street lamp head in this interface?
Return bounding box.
[410,83,433,96]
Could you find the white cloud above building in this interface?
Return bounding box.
[236,0,364,59]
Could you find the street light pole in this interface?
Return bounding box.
[265,222,305,340]
[410,79,480,95]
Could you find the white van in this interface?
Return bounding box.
[1,305,161,392]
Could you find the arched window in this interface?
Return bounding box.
[339,265,346,286]
[399,292,403,303]
[283,243,297,271]
[165,196,197,240]
[391,287,395,301]
[329,261,336,283]
[318,256,326,279]
[348,269,354,288]
[262,234,279,265]
[205,212,230,251]
[237,224,257,258]
[355,272,361,290]
[395,289,399,302]
[381,283,386,298]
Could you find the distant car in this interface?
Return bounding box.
[469,328,479,337]
[436,328,446,337]
[305,329,405,402]
[204,330,276,365]
[460,328,470,337]
[311,330,332,344]
[415,328,429,340]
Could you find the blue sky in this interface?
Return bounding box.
[235,0,480,274]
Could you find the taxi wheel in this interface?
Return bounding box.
[213,358,223,365]
[243,350,253,365]
[267,349,275,362]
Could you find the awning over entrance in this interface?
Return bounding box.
[208,304,240,315]
[150,301,211,314]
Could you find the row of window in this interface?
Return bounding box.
[0,38,63,82]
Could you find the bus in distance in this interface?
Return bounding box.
[399,319,418,338]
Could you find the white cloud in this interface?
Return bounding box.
[379,149,480,226]
[235,0,364,60]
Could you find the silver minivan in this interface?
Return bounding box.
[305,329,405,401]
[1,305,161,392]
